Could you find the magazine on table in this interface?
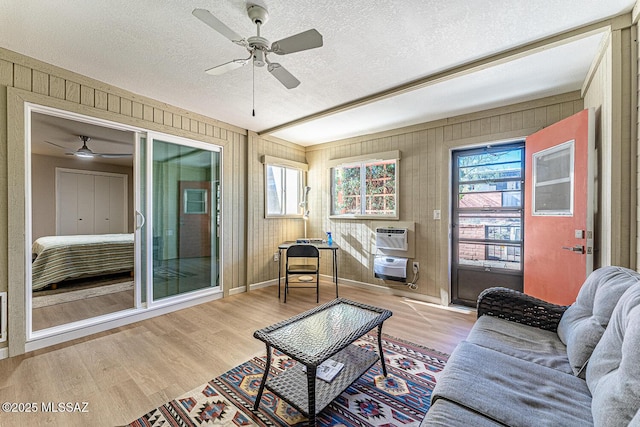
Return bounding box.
[302,359,344,382]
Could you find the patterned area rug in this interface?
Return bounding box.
[126,334,448,427]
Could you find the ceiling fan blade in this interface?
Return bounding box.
[271,29,323,55]
[192,9,246,46]
[205,58,250,76]
[267,63,300,89]
[95,153,133,158]
[43,140,68,150]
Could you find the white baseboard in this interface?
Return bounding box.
[247,275,444,306]
[249,279,278,291]
[0,347,8,360]
[330,276,443,304]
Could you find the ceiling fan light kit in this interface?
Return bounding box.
[193,3,323,90]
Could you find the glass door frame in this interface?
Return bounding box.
[25,104,143,342]
[141,132,223,309]
[22,103,223,350]
[451,141,525,306]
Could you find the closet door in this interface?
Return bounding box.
[94,175,111,234]
[57,171,80,235]
[57,169,127,235]
[108,176,126,233]
[57,171,95,235]
[77,176,95,234]
[95,175,127,233]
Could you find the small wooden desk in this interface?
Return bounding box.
[277,242,339,300]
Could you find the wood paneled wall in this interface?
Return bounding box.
[583,28,637,269]
[294,93,585,304]
[246,132,306,286]
[2,18,639,355]
[0,48,248,353]
[637,23,640,267]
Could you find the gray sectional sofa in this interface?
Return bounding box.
[422,266,640,426]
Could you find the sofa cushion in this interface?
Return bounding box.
[421,399,504,427]
[586,285,640,426]
[557,266,640,377]
[467,315,572,374]
[431,341,593,427]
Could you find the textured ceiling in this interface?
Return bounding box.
[1,1,636,145]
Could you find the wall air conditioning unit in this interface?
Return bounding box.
[375,227,408,251]
[374,256,408,282]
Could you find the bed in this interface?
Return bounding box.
[31,233,134,291]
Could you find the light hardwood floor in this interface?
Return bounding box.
[0,281,476,427]
[32,289,134,331]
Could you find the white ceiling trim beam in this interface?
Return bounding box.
[259,13,631,137]
[580,31,613,97]
[632,0,640,23]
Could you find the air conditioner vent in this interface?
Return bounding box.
[375,227,408,251]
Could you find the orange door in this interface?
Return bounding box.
[524,109,594,305]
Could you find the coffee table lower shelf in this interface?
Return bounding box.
[265,344,379,417]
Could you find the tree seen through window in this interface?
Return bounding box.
[332,159,397,216]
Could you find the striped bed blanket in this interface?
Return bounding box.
[31,233,134,291]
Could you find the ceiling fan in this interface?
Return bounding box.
[192,3,323,89]
[45,135,132,159]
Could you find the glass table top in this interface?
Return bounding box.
[259,300,389,360]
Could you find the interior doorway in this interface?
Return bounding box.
[451,142,525,306]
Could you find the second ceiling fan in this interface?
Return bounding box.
[45,135,132,159]
[193,3,323,89]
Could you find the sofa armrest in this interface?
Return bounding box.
[477,287,569,332]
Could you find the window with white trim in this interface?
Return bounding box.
[330,151,400,218]
[263,156,308,218]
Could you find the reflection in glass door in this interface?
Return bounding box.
[146,136,221,302]
[452,143,524,306]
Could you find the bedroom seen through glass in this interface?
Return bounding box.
[150,139,221,300]
[30,112,136,332]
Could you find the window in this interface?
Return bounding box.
[330,151,400,218]
[453,143,524,272]
[184,189,208,214]
[263,156,308,218]
[532,140,574,215]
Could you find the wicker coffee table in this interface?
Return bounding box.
[253,298,392,426]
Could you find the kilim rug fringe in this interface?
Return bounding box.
[125,334,448,427]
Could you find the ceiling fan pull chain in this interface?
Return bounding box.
[252,60,256,117]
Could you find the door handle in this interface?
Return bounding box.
[562,245,584,254]
[135,210,145,230]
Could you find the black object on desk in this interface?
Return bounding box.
[278,241,339,300]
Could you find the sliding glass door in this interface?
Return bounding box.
[24,105,223,348]
[140,134,221,304]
